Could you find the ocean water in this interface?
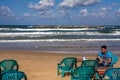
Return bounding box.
[0,25,120,54]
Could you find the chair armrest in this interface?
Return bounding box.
[94,70,101,80]
[58,63,62,65]
[58,60,63,65]
[75,64,77,68]
[71,70,74,75]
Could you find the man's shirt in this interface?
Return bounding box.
[98,51,112,60]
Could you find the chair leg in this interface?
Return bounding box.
[95,72,101,80]
[62,70,65,78]
[71,69,74,74]
[71,75,73,80]
[57,68,59,75]
[100,76,102,80]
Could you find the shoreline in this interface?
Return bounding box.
[0,49,119,54]
[0,40,120,54]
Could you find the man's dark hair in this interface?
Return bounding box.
[101,45,107,49]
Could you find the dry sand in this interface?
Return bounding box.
[0,50,119,80]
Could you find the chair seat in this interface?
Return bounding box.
[101,68,120,80]
[72,76,90,80]
[1,70,18,75]
[71,66,95,80]
[2,71,27,80]
[59,66,73,71]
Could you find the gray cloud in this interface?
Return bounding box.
[23,9,55,18]
[79,9,89,16]
[0,6,15,17]
[59,0,101,8]
[91,7,113,18]
[78,7,114,19]
[112,3,119,7]
[29,0,54,10]
[115,8,120,16]
[117,9,120,13]
[23,13,31,17]
[28,0,56,18]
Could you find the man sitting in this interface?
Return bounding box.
[96,45,112,67]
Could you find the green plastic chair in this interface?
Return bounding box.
[0,59,18,75]
[81,60,98,67]
[71,66,95,80]
[2,71,27,80]
[57,57,77,78]
[81,60,100,80]
[110,55,119,67]
[101,68,120,80]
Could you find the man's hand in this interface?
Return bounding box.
[103,58,112,63]
[98,57,103,63]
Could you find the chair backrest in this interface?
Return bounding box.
[81,60,98,67]
[60,57,77,67]
[110,55,119,66]
[2,71,27,80]
[0,59,18,74]
[104,68,120,80]
[72,66,95,80]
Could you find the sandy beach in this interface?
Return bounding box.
[0,50,119,80]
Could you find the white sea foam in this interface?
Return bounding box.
[0,39,120,42]
[0,31,120,37]
[0,32,52,37]
[28,26,33,27]
[0,28,98,31]
[0,28,10,30]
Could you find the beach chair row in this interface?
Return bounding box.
[57,55,119,80]
[0,59,27,80]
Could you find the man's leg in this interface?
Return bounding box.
[98,62,104,67]
[104,62,110,67]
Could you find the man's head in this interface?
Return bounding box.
[101,45,107,54]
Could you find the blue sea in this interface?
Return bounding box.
[0,25,120,54]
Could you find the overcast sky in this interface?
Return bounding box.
[0,0,120,25]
